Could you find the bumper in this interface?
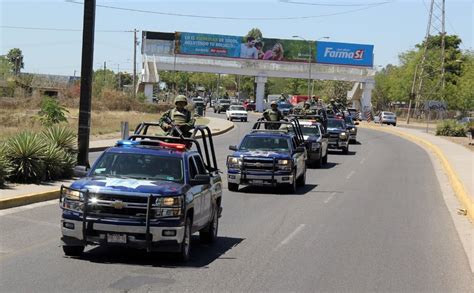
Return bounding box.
[349,133,357,141]
[227,172,294,186]
[61,215,185,252]
[229,115,247,119]
[328,140,348,149]
[381,119,396,124]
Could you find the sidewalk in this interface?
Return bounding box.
[361,122,473,222]
[0,117,233,209]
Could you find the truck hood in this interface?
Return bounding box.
[232,150,291,159]
[327,128,345,134]
[70,177,186,196]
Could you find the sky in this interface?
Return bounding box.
[1,0,472,76]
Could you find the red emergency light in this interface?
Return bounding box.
[158,141,187,151]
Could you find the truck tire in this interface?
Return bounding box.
[342,145,349,155]
[62,245,84,257]
[297,166,306,187]
[228,182,238,192]
[200,206,218,244]
[178,217,192,262]
[315,151,323,168]
[287,170,298,194]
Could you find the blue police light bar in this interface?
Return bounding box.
[115,140,139,147]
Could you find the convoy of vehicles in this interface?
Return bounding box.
[60,98,360,262]
[226,105,248,122]
[60,125,222,261]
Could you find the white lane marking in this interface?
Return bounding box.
[324,192,337,204]
[360,158,366,165]
[274,224,306,251]
[346,170,355,179]
[0,200,57,217]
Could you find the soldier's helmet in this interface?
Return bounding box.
[174,95,188,105]
[304,101,310,106]
[271,101,278,106]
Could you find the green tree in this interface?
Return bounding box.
[246,28,263,40]
[6,48,24,74]
[93,69,117,96]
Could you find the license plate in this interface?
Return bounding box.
[252,179,264,184]
[107,233,127,244]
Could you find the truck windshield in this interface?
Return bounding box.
[301,125,320,136]
[90,153,183,182]
[327,119,345,129]
[219,99,230,104]
[230,106,245,111]
[239,137,290,152]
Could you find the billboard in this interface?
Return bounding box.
[143,31,374,67]
[175,32,312,62]
[315,41,374,67]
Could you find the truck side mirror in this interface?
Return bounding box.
[354,121,359,125]
[73,165,89,178]
[229,145,238,151]
[295,146,305,153]
[190,174,211,186]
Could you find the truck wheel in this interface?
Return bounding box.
[62,245,84,257]
[315,151,323,168]
[287,170,298,193]
[342,145,349,155]
[179,217,192,262]
[297,166,306,187]
[200,206,218,244]
[322,152,328,165]
[228,182,238,192]
[214,108,216,113]
[244,118,248,122]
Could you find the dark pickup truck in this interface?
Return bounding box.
[227,118,307,193]
[327,118,350,154]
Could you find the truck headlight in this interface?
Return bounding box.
[227,157,242,169]
[339,132,348,140]
[63,189,83,201]
[156,197,182,207]
[349,128,356,133]
[278,159,290,165]
[311,142,320,151]
[278,160,293,170]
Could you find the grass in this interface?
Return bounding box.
[0,107,210,143]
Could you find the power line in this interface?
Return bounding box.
[66,0,392,20]
[0,25,133,33]
[279,0,393,7]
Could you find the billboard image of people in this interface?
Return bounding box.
[176,32,311,62]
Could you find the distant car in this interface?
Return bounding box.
[226,105,248,122]
[243,101,256,111]
[214,99,231,113]
[277,102,293,116]
[458,117,474,124]
[380,111,397,126]
[344,116,358,143]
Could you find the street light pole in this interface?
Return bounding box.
[293,36,330,98]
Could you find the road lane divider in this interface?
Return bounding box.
[324,192,337,204]
[274,224,306,251]
[346,170,355,180]
[359,158,366,165]
[360,123,474,223]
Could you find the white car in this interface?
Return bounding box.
[380,111,397,126]
[226,105,248,122]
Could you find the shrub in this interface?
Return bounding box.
[42,142,67,180]
[5,132,46,183]
[42,125,76,153]
[37,96,69,126]
[436,120,467,137]
[0,145,11,186]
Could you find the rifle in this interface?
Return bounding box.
[163,116,185,140]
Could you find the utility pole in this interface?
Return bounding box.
[407,0,446,124]
[77,0,96,168]
[133,28,138,98]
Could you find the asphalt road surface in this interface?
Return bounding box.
[1,111,473,292]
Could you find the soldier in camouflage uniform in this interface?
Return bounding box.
[263,101,284,130]
[159,95,195,137]
[302,101,315,115]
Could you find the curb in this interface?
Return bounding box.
[0,190,59,210]
[360,124,474,223]
[0,121,235,210]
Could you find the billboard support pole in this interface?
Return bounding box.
[255,76,267,112]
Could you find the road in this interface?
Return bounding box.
[1,111,473,292]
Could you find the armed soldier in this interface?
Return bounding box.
[159,95,195,137]
[263,101,284,129]
[302,101,315,115]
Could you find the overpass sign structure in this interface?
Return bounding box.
[139,31,376,115]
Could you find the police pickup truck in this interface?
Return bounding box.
[327,117,350,154]
[227,118,307,193]
[60,125,222,261]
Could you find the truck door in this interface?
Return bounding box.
[192,155,212,226]
[188,156,203,228]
